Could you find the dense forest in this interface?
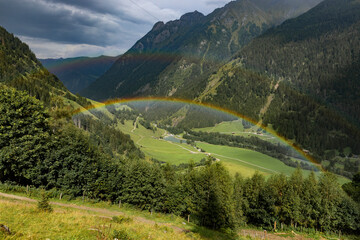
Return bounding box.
[72,114,144,159]
[125,101,237,129]
[0,85,142,195]
[239,0,360,125]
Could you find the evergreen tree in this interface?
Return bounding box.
[265,173,287,228]
[233,173,246,227]
[286,168,303,227]
[342,172,360,203]
[243,172,266,225]
[198,161,235,229]
[301,172,321,229]
[318,172,342,231]
[37,190,53,212]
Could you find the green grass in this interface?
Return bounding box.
[116,119,350,183]
[194,119,244,133]
[194,120,280,143]
[140,139,205,164]
[196,142,295,178]
[117,120,205,164]
[195,142,350,184]
[0,185,240,240]
[0,197,201,240]
[2,192,355,240]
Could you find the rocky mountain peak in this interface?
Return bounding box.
[180,10,205,23]
[152,21,165,31]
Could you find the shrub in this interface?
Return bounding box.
[112,229,133,240]
[37,190,53,212]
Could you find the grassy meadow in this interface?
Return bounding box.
[114,119,350,183]
[117,120,205,164]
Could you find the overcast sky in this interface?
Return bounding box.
[0,0,232,58]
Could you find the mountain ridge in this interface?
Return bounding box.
[81,0,322,100]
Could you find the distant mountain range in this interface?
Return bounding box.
[40,56,118,93]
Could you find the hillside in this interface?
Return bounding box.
[0,26,66,104]
[0,25,91,108]
[81,0,321,100]
[197,0,360,177]
[40,55,118,93]
[238,0,360,124]
[0,26,144,197]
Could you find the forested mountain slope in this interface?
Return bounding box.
[0,26,91,107]
[40,55,118,93]
[0,26,144,196]
[81,0,321,100]
[0,26,66,104]
[238,0,360,124]
[197,0,360,177]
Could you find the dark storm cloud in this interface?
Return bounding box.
[0,0,147,46]
[0,0,231,58]
[44,0,153,24]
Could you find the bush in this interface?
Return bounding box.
[37,190,53,212]
[112,229,133,240]
[112,215,133,224]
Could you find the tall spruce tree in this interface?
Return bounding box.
[301,172,321,229]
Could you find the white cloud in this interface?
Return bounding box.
[18,36,126,58]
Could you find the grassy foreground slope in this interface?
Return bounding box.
[0,196,197,240]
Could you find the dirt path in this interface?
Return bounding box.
[164,139,200,154]
[0,192,185,233]
[136,135,144,145]
[257,79,281,127]
[210,153,280,174]
[131,116,139,133]
[240,229,315,240]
